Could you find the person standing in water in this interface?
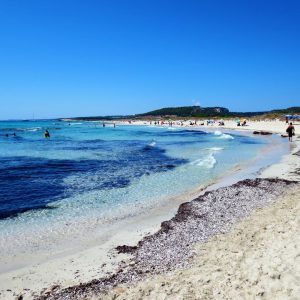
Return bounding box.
[44,130,50,138]
[286,122,295,142]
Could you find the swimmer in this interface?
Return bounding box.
[44,130,50,138]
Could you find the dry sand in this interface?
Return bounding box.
[100,184,300,300]
[122,118,299,134]
[202,119,298,135]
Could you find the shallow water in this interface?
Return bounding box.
[0,120,286,255]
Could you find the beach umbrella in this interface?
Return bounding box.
[291,115,300,120]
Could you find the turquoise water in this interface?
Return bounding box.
[0,120,284,254]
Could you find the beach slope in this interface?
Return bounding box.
[100,184,300,300]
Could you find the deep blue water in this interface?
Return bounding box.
[0,145,186,218]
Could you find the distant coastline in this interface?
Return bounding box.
[60,105,300,122]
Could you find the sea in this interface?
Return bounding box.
[0,120,287,256]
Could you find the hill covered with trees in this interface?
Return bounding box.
[137,106,230,117]
[63,106,300,120]
[137,106,300,118]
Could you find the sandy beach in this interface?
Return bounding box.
[1,120,299,300]
[100,182,300,300]
[123,118,300,136]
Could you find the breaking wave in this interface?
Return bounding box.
[206,147,224,151]
[214,131,234,140]
[190,153,217,169]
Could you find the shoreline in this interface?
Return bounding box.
[38,177,300,299]
[0,124,299,300]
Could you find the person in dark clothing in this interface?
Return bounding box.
[44,130,50,138]
[286,122,295,142]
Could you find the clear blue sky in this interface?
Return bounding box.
[0,0,299,119]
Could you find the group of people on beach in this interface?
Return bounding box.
[3,121,296,142]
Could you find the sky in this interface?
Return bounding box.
[0,0,299,119]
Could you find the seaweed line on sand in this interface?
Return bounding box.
[36,178,298,300]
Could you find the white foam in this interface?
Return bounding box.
[149,141,156,147]
[16,127,41,132]
[191,153,217,169]
[219,133,234,140]
[206,147,224,151]
[214,130,223,136]
[214,130,234,140]
[27,128,41,132]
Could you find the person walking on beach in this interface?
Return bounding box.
[286,122,295,142]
